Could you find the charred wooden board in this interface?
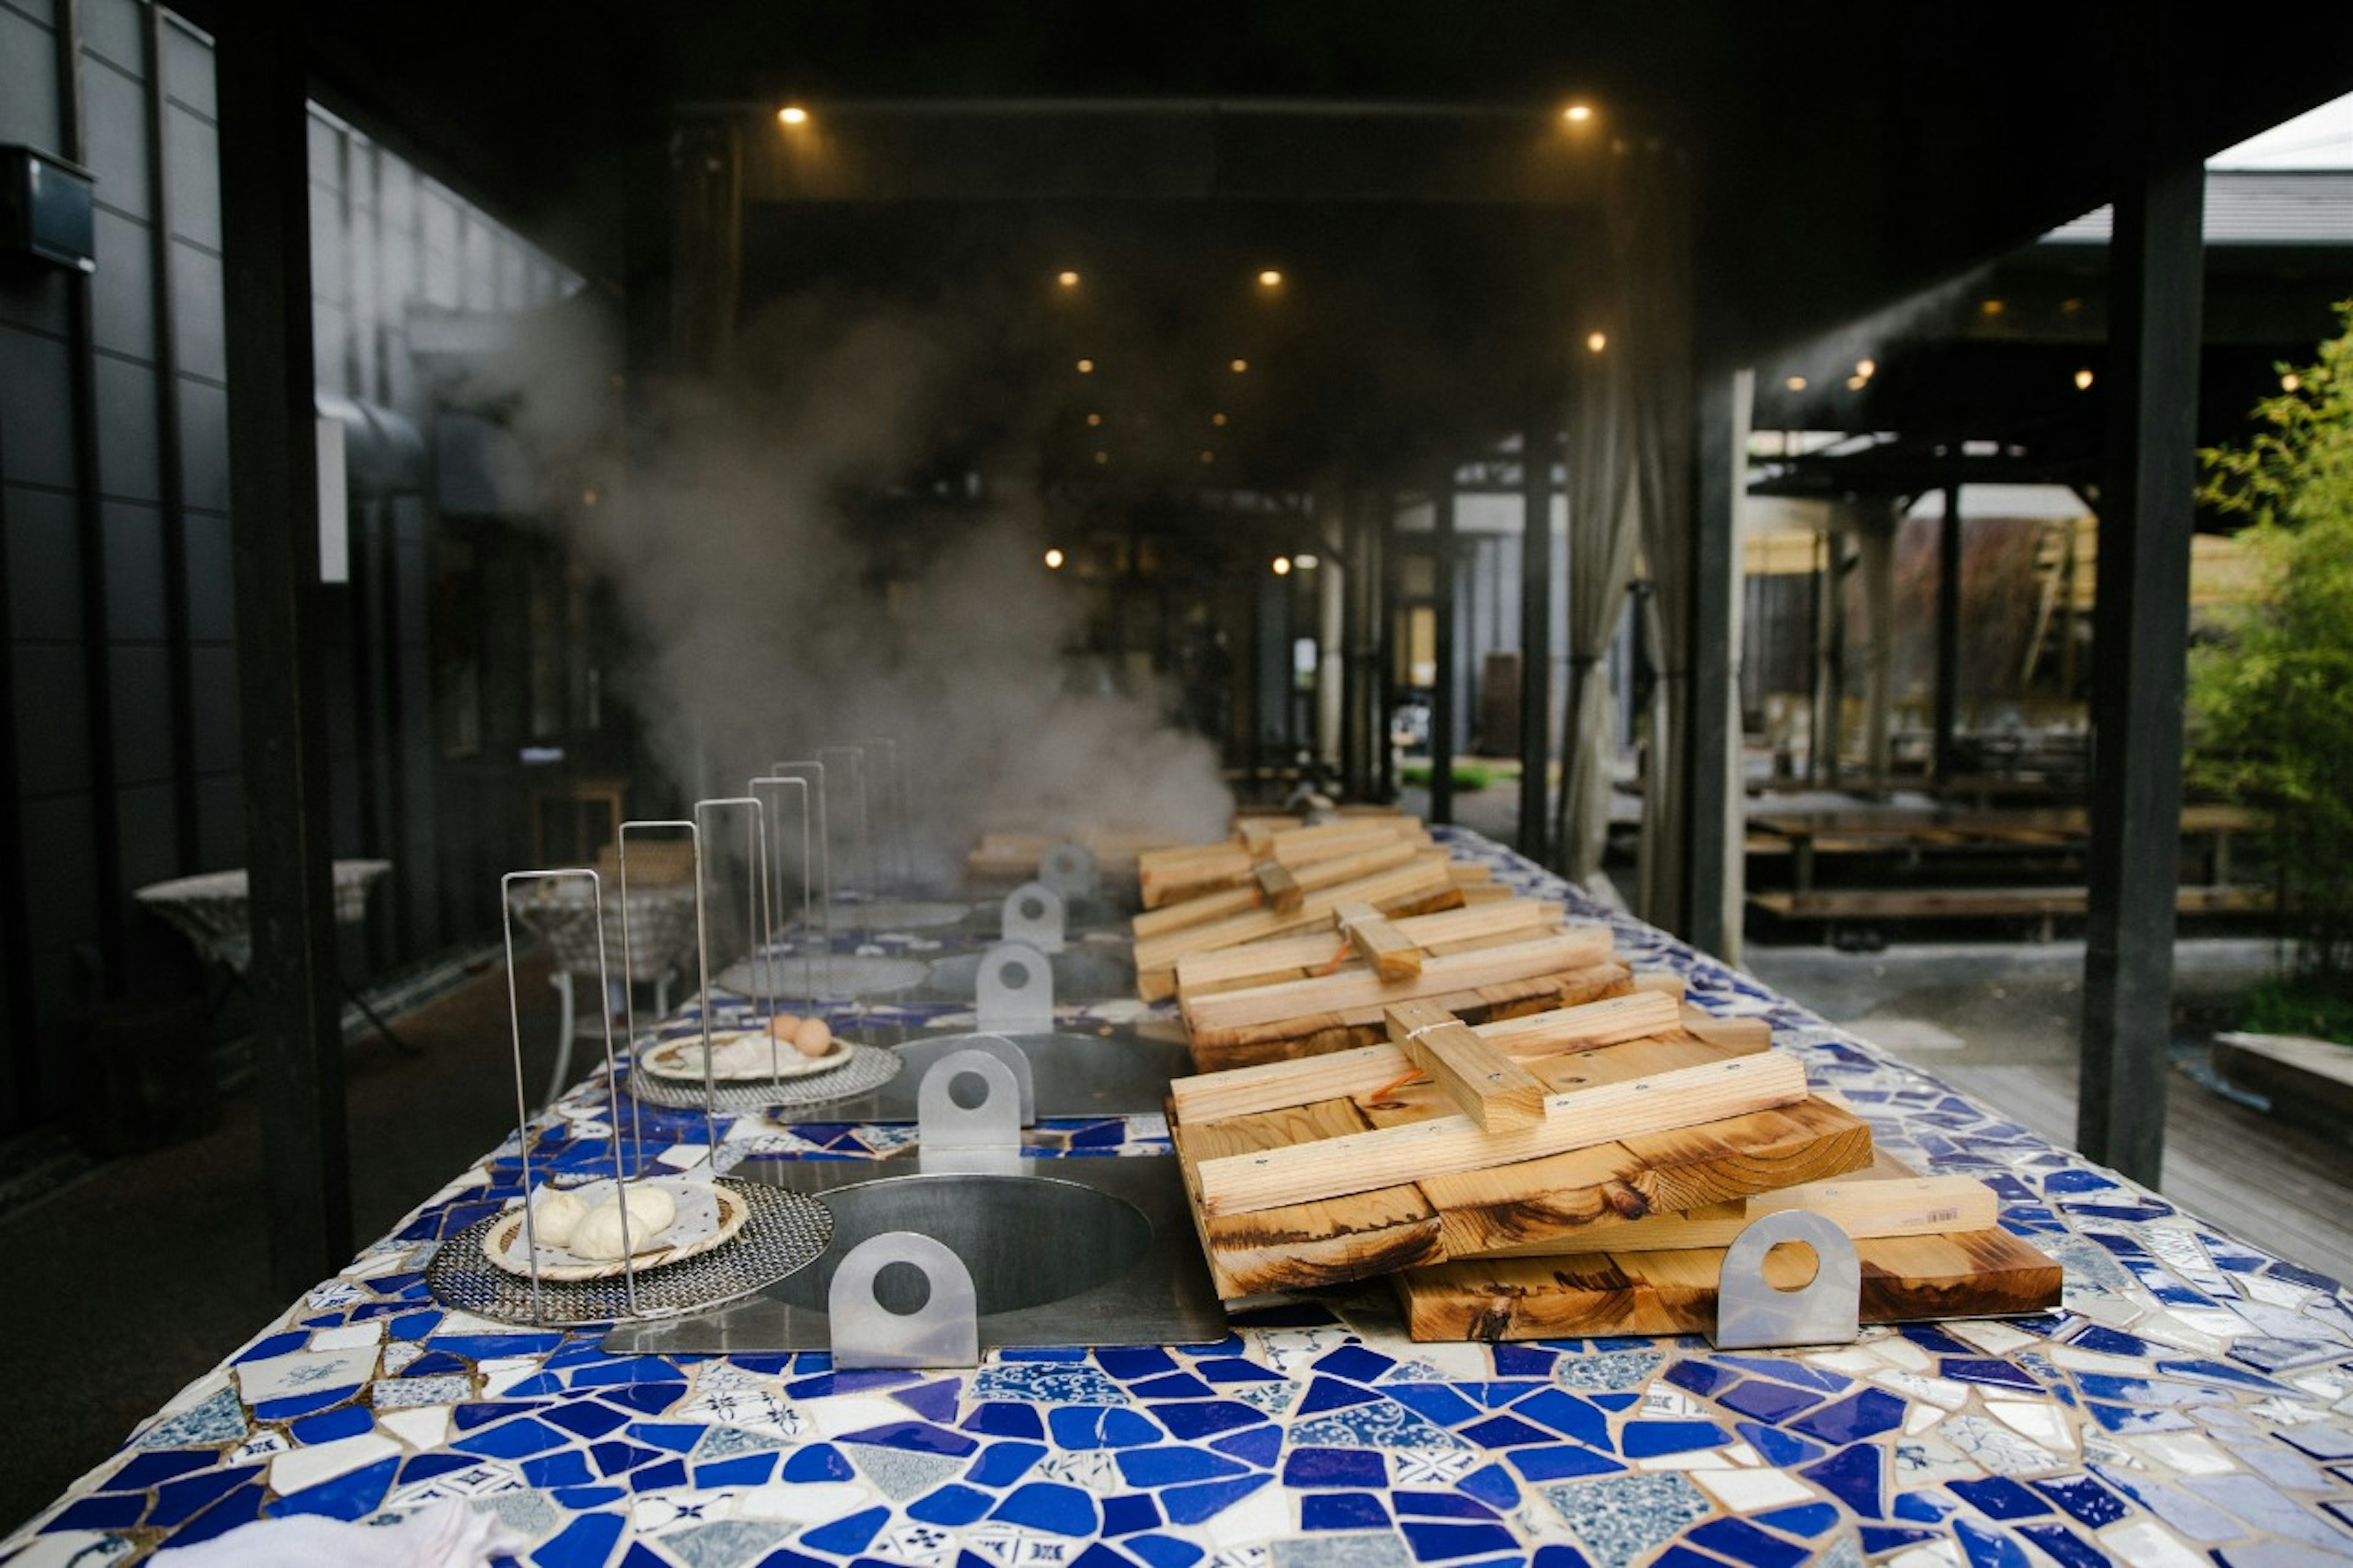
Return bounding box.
[1170,1023,1874,1298]
[1392,1225,2063,1341]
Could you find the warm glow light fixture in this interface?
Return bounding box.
[1229,358,1249,374]
[1199,450,1216,465]
[1563,103,1594,123]
[1210,412,1228,426]
[1257,269,1284,287]
[1294,553,1319,570]
[1845,376,1867,392]
[1855,358,1876,377]
[1075,358,1095,374]
[1085,412,1102,426]
[2283,372,2303,392]
[777,105,809,126]
[1044,548,1065,569]
[1784,375,1808,392]
[2074,368,2095,391]
[1056,270,1080,287]
[1093,450,1109,465]
[1271,557,1292,576]
[1980,298,2006,317]
[1585,331,1608,353]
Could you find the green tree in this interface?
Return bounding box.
[2189,301,2353,980]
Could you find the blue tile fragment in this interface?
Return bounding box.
[2015,1523,2107,1568]
[1131,1373,1218,1401]
[1398,1521,1517,1561]
[164,1478,267,1547]
[520,1449,595,1489]
[892,1379,965,1423]
[1665,1360,1739,1398]
[1050,1406,1163,1449]
[145,1467,261,1530]
[1953,1517,2034,1568]
[1621,1420,1732,1459]
[267,1455,398,1521]
[1951,1476,2051,1520]
[1298,1376,1382,1415]
[692,1452,777,1487]
[533,1511,625,1568]
[2031,1474,2128,1529]
[1211,1425,1283,1469]
[289,1405,374,1445]
[50,1494,146,1531]
[1457,1462,1520,1512]
[1160,1474,1271,1525]
[1303,1491,1390,1531]
[1787,1390,1905,1446]
[1858,1526,1936,1556]
[993,1482,1101,1536]
[907,1483,995,1526]
[1688,1517,1811,1568]
[1101,1493,1162,1536]
[1457,1414,1556,1449]
[1733,1420,1824,1469]
[964,1401,1047,1439]
[836,1418,977,1455]
[100,1449,219,1493]
[452,1415,567,1459]
[1751,1502,1840,1539]
[1713,1379,1825,1423]
[1286,1447,1389,1488]
[968,1440,1048,1488]
[1382,1384,1482,1428]
[1510,1389,1607,1447]
[1116,1447,1249,1488]
[1506,1444,1624,1482]
[1096,1347,1177,1381]
[1150,1400,1265,1441]
[1800,1443,1883,1520]
[1939,1358,2044,1392]
[1124,1535,1206,1568]
[544,1398,631,1441]
[1314,1345,1399,1382]
[799,1504,889,1557]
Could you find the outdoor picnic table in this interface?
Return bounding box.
[1749,804,2259,893]
[8,827,2349,1567]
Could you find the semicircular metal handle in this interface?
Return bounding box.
[1039,842,1098,900]
[1001,881,1067,953]
[898,1032,1036,1124]
[975,940,1055,1034]
[915,1047,1023,1153]
[827,1230,979,1369]
[1711,1208,1862,1350]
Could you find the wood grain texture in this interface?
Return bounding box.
[1393,1224,2063,1341]
[1384,1002,1547,1131]
[1339,903,1422,981]
[1192,1042,1809,1215]
[1183,963,1634,1073]
[1134,852,1459,983]
[1182,933,1600,1039]
[1255,860,1303,913]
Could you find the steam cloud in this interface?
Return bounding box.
[479,292,1234,881]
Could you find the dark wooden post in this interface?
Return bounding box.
[1682,369,1746,957]
[1934,483,1964,779]
[2077,154,2205,1184]
[1430,474,1458,824]
[1518,408,1555,863]
[217,2,354,1292]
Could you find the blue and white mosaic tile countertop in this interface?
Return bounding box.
[9,828,2353,1567]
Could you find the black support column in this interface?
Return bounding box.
[1933,484,1963,781]
[218,4,354,1292]
[1518,411,1555,864]
[1430,475,1458,825]
[1681,370,1746,958]
[2077,154,2205,1185]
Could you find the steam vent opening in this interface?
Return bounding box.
[10,2,2353,1537]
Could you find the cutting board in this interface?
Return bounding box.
[1393,1224,2064,1341]
[1167,997,1875,1297]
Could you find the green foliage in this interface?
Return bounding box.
[1401,763,1495,791]
[2232,972,2353,1046]
[2189,301,2353,974]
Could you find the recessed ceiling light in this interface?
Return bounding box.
[1784,375,1808,392]
[1093,450,1109,465]
[1043,547,1065,569]
[1563,103,1594,124]
[1257,269,1284,287]
[1056,270,1080,288]
[1271,556,1292,575]
[776,105,809,127]
[1210,412,1228,426]
[1075,358,1095,374]
[1229,358,1249,374]
[1585,331,1608,353]
[2074,368,2095,391]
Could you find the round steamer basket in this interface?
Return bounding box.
[711,953,931,999]
[622,1040,904,1113]
[480,1181,750,1282]
[424,1178,833,1327]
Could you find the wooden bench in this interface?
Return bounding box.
[1750,884,2272,941]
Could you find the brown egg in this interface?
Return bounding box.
[792,1016,834,1058]
[765,1011,805,1042]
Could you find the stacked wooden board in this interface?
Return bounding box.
[1150,810,2064,1341]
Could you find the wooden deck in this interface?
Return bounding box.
[1933,1057,2353,1289]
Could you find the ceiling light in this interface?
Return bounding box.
[1230,358,1249,374]
[2074,368,2094,391]
[1210,412,1228,426]
[1293,553,1319,570]
[1056,270,1080,288]
[776,105,809,126]
[1085,412,1102,426]
[1784,375,1808,392]
[1271,557,1292,575]
[1854,358,1876,377]
[1980,298,2006,317]
[1093,450,1109,465]
[1043,548,1065,569]
[1075,358,1095,374]
[1845,376,1867,391]
[1563,103,1594,124]
[1585,331,1608,353]
[2282,372,2303,392]
[1257,269,1284,287]
[1199,450,1216,464]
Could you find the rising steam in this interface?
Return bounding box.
[474,290,1233,877]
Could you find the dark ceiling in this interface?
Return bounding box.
[255,1,2353,349]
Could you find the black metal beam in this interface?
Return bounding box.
[1934,483,1963,779]
[1518,409,1553,864]
[2077,154,2205,1186]
[1429,476,1457,825]
[1681,371,1743,956]
[218,2,354,1292]
[1376,495,1398,802]
[146,3,201,873]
